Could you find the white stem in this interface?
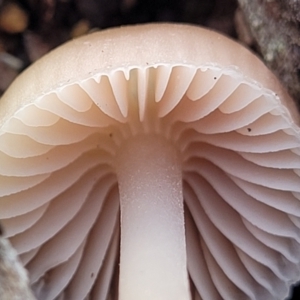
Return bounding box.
[116,134,191,300]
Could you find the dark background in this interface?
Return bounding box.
[0,0,238,95]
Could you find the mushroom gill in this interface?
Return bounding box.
[0,23,300,300]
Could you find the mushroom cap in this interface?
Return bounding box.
[1,23,300,300]
[0,23,298,125]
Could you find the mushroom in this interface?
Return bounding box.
[0,23,300,300]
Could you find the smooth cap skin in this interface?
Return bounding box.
[0,23,300,300]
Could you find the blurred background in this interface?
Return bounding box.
[0,0,240,96]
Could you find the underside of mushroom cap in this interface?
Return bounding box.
[1,23,300,300]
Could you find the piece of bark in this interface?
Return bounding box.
[0,233,36,300]
[237,0,300,110]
